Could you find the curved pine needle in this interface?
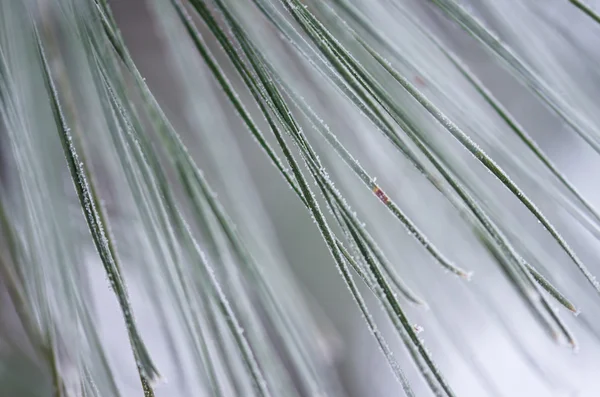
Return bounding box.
[524,262,579,314]
[539,294,578,349]
[569,0,600,24]
[443,52,600,229]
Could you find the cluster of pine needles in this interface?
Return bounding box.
[1,0,600,396]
